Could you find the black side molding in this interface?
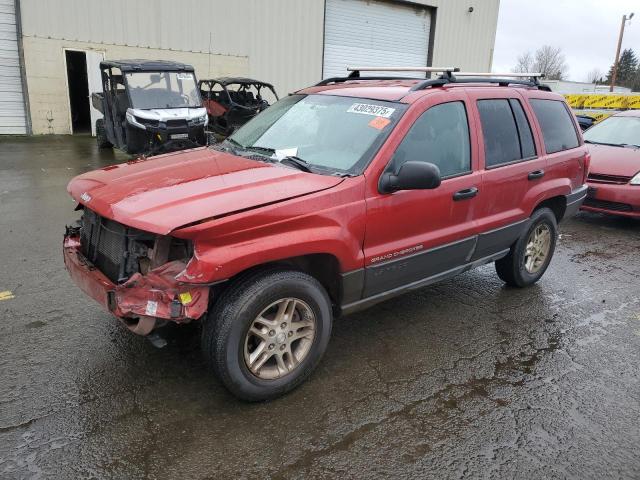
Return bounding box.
[563,184,588,220]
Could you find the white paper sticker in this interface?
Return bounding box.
[145,300,158,316]
[274,147,298,160]
[176,73,193,80]
[347,103,396,118]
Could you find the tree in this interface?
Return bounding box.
[606,48,638,88]
[586,68,604,84]
[513,51,533,73]
[512,45,568,80]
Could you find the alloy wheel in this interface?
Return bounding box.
[524,223,552,274]
[243,298,316,380]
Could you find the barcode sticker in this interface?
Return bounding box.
[145,301,158,316]
[347,103,395,118]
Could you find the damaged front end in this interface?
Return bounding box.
[63,208,209,335]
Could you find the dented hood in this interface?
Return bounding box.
[587,143,640,177]
[67,148,343,235]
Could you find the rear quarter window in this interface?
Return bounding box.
[530,99,580,154]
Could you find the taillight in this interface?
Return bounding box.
[582,151,591,184]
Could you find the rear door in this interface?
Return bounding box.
[362,92,482,298]
[527,97,585,192]
[467,89,547,259]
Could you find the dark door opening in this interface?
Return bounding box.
[65,50,91,134]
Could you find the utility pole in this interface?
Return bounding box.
[610,12,634,92]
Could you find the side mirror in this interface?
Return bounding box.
[379,161,441,194]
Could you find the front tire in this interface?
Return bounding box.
[202,270,333,401]
[96,119,112,148]
[495,207,558,287]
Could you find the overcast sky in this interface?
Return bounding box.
[493,0,640,82]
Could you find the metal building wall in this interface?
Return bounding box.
[17,0,498,134]
[18,0,324,133]
[19,0,324,95]
[409,0,500,71]
[0,0,27,134]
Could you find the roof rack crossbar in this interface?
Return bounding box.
[409,73,550,92]
[315,66,461,87]
[315,76,420,86]
[347,66,460,74]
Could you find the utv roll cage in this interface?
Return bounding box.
[199,77,279,138]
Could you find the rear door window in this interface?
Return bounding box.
[530,99,580,154]
[509,99,536,159]
[477,99,521,167]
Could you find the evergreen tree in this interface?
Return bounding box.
[606,48,638,88]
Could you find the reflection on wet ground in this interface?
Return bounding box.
[1,135,639,479]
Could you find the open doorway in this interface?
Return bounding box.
[65,50,91,134]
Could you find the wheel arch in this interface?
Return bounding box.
[533,195,566,223]
[212,253,344,313]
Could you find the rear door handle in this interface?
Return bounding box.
[528,169,545,180]
[453,187,478,201]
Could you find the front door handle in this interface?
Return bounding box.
[528,169,545,180]
[453,187,478,201]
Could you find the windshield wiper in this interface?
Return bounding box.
[280,156,313,172]
[584,140,633,148]
[245,145,276,155]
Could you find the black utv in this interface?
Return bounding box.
[199,77,278,138]
[92,60,208,155]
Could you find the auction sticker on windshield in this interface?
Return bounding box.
[347,103,396,118]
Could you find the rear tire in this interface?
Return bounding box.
[201,270,333,401]
[96,119,112,148]
[495,207,558,287]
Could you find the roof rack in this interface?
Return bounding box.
[314,66,460,86]
[409,71,550,92]
[314,67,550,92]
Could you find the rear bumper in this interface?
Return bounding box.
[580,182,640,218]
[63,235,209,334]
[563,184,588,219]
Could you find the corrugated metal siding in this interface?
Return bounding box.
[20,0,249,56]
[247,0,324,96]
[323,0,431,79]
[19,0,324,98]
[0,0,27,134]
[429,0,500,71]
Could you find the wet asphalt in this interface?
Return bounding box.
[0,135,639,479]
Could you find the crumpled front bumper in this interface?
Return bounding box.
[63,234,209,334]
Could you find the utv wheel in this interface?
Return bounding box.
[95,119,112,148]
[495,207,558,287]
[202,270,333,401]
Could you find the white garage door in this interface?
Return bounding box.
[0,0,27,134]
[323,0,431,79]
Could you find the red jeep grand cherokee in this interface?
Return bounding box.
[581,111,640,218]
[64,68,588,400]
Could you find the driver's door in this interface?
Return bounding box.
[362,94,483,298]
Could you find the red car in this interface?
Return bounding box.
[582,111,640,218]
[63,69,588,400]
